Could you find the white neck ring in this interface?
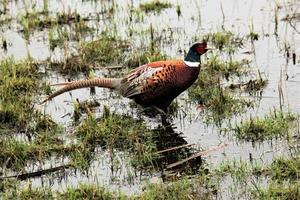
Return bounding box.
[184,61,200,67]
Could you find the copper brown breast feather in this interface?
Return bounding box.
[42,42,209,111]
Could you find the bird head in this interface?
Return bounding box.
[191,42,209,55]
[185,42,209,63]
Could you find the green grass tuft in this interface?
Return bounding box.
[232,110,297,142]
[81,31,129,67]
[0,134,74,171]
[0,58,56,132]
[125,50,166,68]
[73,106,157,169]
[269,156,300,181]
[58,184,120,200]
[140,1,172,13]
[256,182,300,200]
[203,30,243,54]
[189,55,253,124]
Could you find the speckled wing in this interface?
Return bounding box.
[120,64,163,98]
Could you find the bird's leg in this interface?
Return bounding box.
[152,106,170,125]
[153,106,167,116]
[138,106,167,118]
[161,113,168,126]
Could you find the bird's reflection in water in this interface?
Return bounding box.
[140,108,203,180]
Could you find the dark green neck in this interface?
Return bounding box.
[184,49,200,62]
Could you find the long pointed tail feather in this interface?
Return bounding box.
[41,78,121,103]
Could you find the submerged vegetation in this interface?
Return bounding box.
[74,106,158,169]
[125,50,167,68]
[1,176,217,199]
[189,27,268,124]
[231,110,298,142]
[48,31,129,74]
[0,134,70,171]
[80,32,129,67]
[256,157,300,199]
[0,58,53,132]
[139,1,172,14]
[203,30,244,54]
[189,55,255,124]
[2,155,300,199]
[214,154,300,199]
[0,182,120,200]
[18,8,90,40]
[49,28,167,74]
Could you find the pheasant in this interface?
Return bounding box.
[42,42,208,112]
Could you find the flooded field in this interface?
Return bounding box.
[1,0,300,199]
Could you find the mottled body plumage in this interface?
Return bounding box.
[43,42,208,111]
[120,60,200,110]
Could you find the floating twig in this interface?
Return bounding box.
[166,143,228,169]
[157,143,195,154]
[0,164,73,181]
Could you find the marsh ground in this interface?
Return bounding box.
[0,0,300,199]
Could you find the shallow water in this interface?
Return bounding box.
[1,0,300,197]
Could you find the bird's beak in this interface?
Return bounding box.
[205,45,214,51]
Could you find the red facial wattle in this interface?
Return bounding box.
[196,43,208,55]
